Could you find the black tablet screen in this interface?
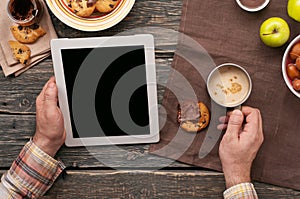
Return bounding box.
[61,45,150,138]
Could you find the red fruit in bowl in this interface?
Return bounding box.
[290,43,300,60]
[296,57,300,70]
[292,79,300,91]
[287,64,300,80]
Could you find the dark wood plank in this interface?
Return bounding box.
[0,169,298,198]
[43,170,225,198]
[0,60,54,114]
[39,170,300,198]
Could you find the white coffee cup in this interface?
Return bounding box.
[207,63,252,108]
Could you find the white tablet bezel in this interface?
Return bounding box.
[51,34,159,147]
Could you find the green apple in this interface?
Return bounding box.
[259,17,290,47]
[288,0,300,22]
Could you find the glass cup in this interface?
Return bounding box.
[6,0,44,26]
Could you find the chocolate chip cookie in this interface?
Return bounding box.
[8,40,31,65]
[69,0,96,17]
[177,101,210,132]
[10,24,46,44]
[95,0,121,13]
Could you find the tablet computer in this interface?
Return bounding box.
[51,34,159,147]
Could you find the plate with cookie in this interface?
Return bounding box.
[45,0,135,31]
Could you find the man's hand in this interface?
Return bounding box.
[218,106,264,188]
[33,77,65,157]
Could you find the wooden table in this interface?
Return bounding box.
[0,0,299,198]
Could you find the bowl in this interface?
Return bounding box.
[235,0,270,12]
[282,35,300,99]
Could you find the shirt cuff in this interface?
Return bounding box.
[2,140,65,197]
[223,182,258,199]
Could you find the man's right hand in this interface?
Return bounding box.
[218,106,264,188]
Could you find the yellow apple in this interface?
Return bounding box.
[259,17,290,47]
[288,0,300,22]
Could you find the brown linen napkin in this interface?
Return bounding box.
[0,0,57,76]
[150,0,300,190]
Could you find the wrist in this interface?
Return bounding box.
[222,165,251,188]
[224,173,251,188]
[32,135,61,157]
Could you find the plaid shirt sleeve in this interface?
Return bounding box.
[0,140,65,198]
[223,182,258,199]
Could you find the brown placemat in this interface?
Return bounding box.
[149,0,300,190]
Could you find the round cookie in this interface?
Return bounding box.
[95,0,121,13]
[10,24,46,44]
[177,101,210,132]
[8,40,31,65]
[70,0,96,17]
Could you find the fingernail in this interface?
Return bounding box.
[232,109,242,115]
[48,82,55,89]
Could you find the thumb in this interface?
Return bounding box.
[44,82,58,108]
[225,109,244,138]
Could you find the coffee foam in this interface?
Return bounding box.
[208,65,251,107]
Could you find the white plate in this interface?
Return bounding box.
[45,0,135,32]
